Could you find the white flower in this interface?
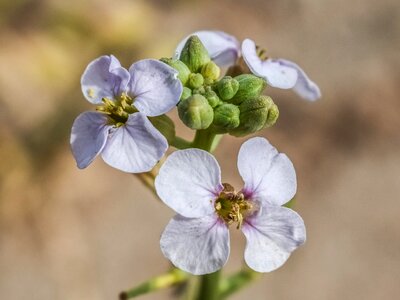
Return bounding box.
[175,30,321,101]
[71,55,183,173]
[155,137,306,275]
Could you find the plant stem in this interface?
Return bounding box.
[219,268,260,299]
[196,270,221,300]
[192,129,217,151]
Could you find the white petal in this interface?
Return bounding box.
[70,112,109,169]
[81,55,130,104]
[128,59,182,117]
[160,215,230,275]
[175,30,240,67]
[155,149,223,218]
[238,137,296,206]
[101,113,167,173]
[242,39,298,89]
[242,205,306,272]
[273,59,321,101]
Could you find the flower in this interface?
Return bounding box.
[175,30,321,101]
[155,137,306,275]
[71,55,183,173]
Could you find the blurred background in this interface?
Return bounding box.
[1,0,400,299]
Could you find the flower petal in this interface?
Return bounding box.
[175,30,240,67]
[160,214,230,275]
[238,137,296,206]
[155,149,223,218]
[128,59,182,117]
[81,55,130,104]
[273,59,321,101]
[70,111,109,169]
[101,112,167,173]
[242,39,298,89]
[242,205,306,272]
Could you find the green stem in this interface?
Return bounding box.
[171,136,192,149]
[192,129,217,151]
[120,268,188,299]
[219,268,260,299]
[196,270,221,300]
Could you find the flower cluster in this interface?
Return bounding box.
[70,29,319,278]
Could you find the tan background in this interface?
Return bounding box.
[1,0,400,299]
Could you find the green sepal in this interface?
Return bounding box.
[217,76,239,101]
[188,73,204,89]
[212,103,240,133]
[228,74,266,105]
[148,115,176,144]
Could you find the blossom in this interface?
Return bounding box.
[155,137,306,275]
[175,30,321,101]
[71,55,183,172]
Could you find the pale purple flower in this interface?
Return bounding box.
[175,30,321,101]
[71,55,183,173]
[155,137,306,275]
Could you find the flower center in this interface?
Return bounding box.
[214,183,256,229]
[256,45,269,61]
[96,93,137,127]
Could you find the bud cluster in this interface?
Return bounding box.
[162,35,279,136]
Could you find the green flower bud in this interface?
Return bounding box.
[148,115,175,144]
[229,95,279,137]
[180,87,192,100]
[192,86,206,95]
[201,61,220,82]
[217,76,239,101]
[204,90,221,108]
[178,94,214,130]
[160,58,191,85]
[179,36,211,72]
[188,73,204,89]
[213,103,240,133]
[229,74,267,105]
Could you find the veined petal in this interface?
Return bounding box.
[160,215,230,275]
[242,205,306,272]
[242,39,298,89]
[101,113,167,173]
[70,111,109,169]
[155,149,223,218]
[81,55,130,104]
[175,30,240,67]
[238,137,296,206]
[128,59,182,117]
[273,59,321,101]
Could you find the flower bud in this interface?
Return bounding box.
[179,36,211,72]
[180,87,192,100]
[229,74,266,105]
[160,58,191,85]
[201,61,220,82]
[188,73,204,89]
[213,103,240,133]
[204,90,221,108]
[178,94,214,130]
[217,76,239,101]
[148,115,175,144]
[229,95,279,137]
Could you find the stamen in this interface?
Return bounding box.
[95,94,137,126]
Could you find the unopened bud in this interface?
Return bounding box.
[213,103,240,133]
[204,90,221,108]
[179,36,211,72]
[188,73,204,89]
[160,58,191,85]
[229,74,266,105]
[181,87,192,100]
[229,96,279,137]
[217,76,239,101]
[178,94,214,130]
[201,61,220,82]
